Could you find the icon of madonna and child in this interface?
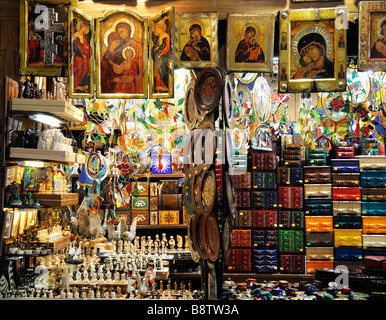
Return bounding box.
[101,21,144,95]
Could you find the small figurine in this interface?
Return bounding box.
[9,181,22,206]
[23,190,35,206]
[17,81,24,98]
[169,235,175,251]
[23,81,30,99]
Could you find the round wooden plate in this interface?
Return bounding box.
[183,80,198,130]
[200,169,216,215]
[223,75,234,128]
[203,212,220,262]
[226,174,237,218]
[194,67,222,114]
[222,215,233,265]
[193,213,209,260]
[192,171,204,214]
[200,121,215,171]
[187,213,201,263]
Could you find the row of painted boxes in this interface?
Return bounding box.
[227,248,305,273]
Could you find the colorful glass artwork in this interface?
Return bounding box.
[23,166,37,191]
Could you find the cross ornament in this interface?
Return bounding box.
[34,8,64,65]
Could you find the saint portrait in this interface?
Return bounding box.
[358,1,386,71]
[370,17,386,59]
[278,8,346,93]
[68,8,94,97]
[96,10,148,98]
[175,12,218,68]
[226,14,274,72]
[149,7,174,98]
[292,32,334,79]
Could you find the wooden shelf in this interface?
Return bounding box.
[223,273,314,283]
[31,192,79,207]
[9,147,85,164]
[11,98,84,124]
[137,224,187,230]
[136,173,185,179]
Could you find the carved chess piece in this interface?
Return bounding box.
[17,81,24,98]
[23,81,30,99]
[169,236,175,251]
[185,235,190,251]
[177,235,183,251]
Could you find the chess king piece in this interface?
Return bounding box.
[169,236,175,251]
[177,235,183,251]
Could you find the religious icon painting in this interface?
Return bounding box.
[174,12,218,69]
[19,0,78,76]
[95,9,148,98]
[68,7,95,98]
[226,13,275,73]
[149,6,175,99]
[278,7,347,93]
[358,1,386,71]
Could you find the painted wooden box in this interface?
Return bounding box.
[332,201,361,215]
[304,184,332,198]
[158,210,180,225]
[304,166,331,184]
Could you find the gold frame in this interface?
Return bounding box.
[68,7,95,98]
[149,6,175,99]
[95,9,149,99]
[358,1,386,71]
[19,0,77,76]
[226,13,275,73]
[174,12,218,69]
[278,7,347,93]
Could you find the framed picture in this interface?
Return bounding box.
[11,210,20,238]
[226,13,275,72]
[68,7,95,98]
[358,1,386,71]
[95,9,149,98]
[19,0,78,76]
[174,12,218,69]
[3,210,14,238]
[278,7,347,93]
[149,6,175,99]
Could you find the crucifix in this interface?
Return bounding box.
[34,7,64,65]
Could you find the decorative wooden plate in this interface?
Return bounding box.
[203,211,220,262]
[183,177,195,215]
[183,80,198,130]
[193,213,209,260]
[222,215,233,264]
[223,74,234,128]
[192,171,204,214]
[200,121,215,171]
[226,174,237,218]
[200,169,216,215]
[187,213,201,263]
[194,67,222,114]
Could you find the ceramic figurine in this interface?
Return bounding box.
[9,181,22,205]
[23,190,35,206]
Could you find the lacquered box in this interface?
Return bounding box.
[252,210,278,228]
[332,173,360,187]
[252,152,277,170]
[335,145,355,159]
[304,198,332,215]
[332,187,361,201]
[305,216,333,233]
[252,171,276,189]
[304,166,331,184]
[362,216,386,234]
[234,172,252,189]
[334,229,362,247]
[278,211,304,228]
[331,159,360,173]
[160,180,180,194]
[158,194,183,210]
[357,155,386,170]
[305,232,334,247]
[131,197,149,211]
[333,215,362,229]
[131,211,150,225]
[362,234,386,248]
[332,201,361,215]
[279,254,305,273]
[238,210,253,228]
[306,260,334,274]
[304,184,332,198]
[232,229,252,247]
[252,191,265,209]
[361,202,386,216]
[307,148,327,166]
[334,247,363,261]
[305,247,334,260]
[279,230,304,253]
[158,210,180,225]
[227,248,252,272]
[361,188,386,201]
[360,170,386,187]
[236,190,251,208]
[278,186,303,209]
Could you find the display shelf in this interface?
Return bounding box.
[223,273,313,283]
[9,147,85,164]
[72,173,185,179]
[10,98,84,124]
[31,192,79,207]
[136,224,187,230]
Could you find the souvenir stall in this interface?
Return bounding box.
[1,0,386,302]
